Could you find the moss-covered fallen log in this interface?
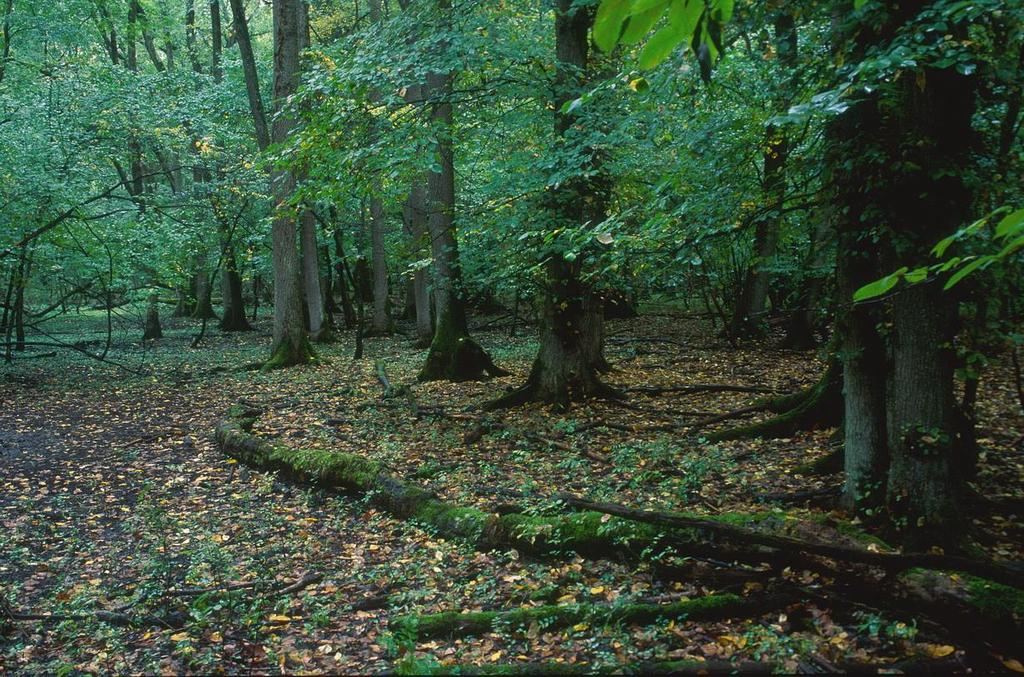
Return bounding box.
[418,657,774,675]
[390,593,790,640]
[215,406,672,557]
[214,405,1023,651]
[559,494,1024,589]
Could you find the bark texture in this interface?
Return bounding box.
[265,0,314,370]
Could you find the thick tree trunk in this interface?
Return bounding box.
[884,63,975,550]
[781,209,831,349]
[219,246,252,332]
[418,66,504,381]
[825,95,891,515]
[265,0,314,370]
[143,293,163,340]
[368,198,390,335]
[191,252,218,320]
[837,221,888,513]
[489,0,610,407]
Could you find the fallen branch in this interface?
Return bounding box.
[166,572,323,599]
[556,494,1024,589]
[0,598,186,629]
[687,403,771,432]
[628,383,775,396]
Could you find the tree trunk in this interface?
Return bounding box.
[780,209,831,350]
[228,0,271,150]
[730,12,797,339]
[191,251,218,320]
[836,201,888,514]
[265,0,314,370]
[300,210,331,342]
[12,248,28,352]
[418,61,504,381]
[219,245,252,332]
[1,0,14,86]
[404,179,434,347]
[210,0,223,81]
[489,0,610,407]
[321,243,337,319]
[368,197,390,335]
[333,227,356,328]
[884,62,975,550]
[143,293,163,340]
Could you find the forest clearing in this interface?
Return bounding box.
[2,0,1023,674]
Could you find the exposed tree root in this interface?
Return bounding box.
[628,383,775,396]
[260,338,316,372]
[419,333,509,382]
[705,358,842,442]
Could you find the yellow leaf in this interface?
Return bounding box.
[170,632,190,642]
[557,594,576,604]
[589,586,605,594]
[924,644,955,658]
[489,651,503,662]
[572,623,589,632]
[1003,659,1024,673]
[209,632,223,642]
[268,614,292,622]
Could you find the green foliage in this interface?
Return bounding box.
[854,205,1024,302]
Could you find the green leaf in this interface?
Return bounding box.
[903,267,928,284]
[853,267,907,301]
[632,0,671,11]
[995,233,1024,258]
[638,22,689,69]
[668,0,703,36]
[621,7,665,45]
[594,0,634,52]
[995,208,1024,239]
[943,257,988,289]
[854,0,868,8]
[713,0,734,22]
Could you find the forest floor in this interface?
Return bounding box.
[1,308,1023,674]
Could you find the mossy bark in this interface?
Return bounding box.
[219,250,253,332]
[213,406,752,559]
[390,592,771,640]
[416,68,503,382]
[261,335,315,372]
[143,293,163,340]
[419,302,507,382]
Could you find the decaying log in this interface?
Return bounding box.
[556,494,1024,588]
